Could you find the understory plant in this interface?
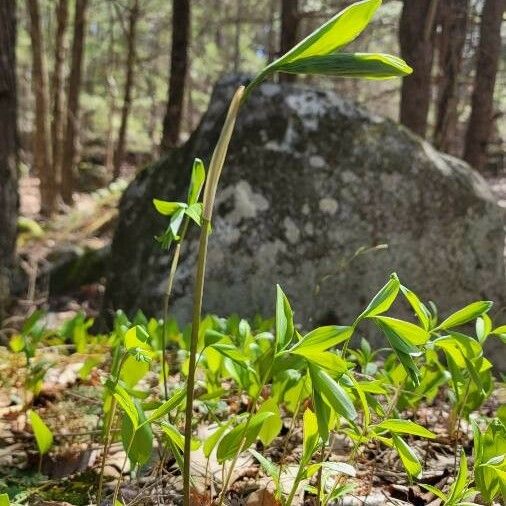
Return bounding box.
[150,0,412,503]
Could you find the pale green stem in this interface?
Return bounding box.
[285,464,305,506]
[111,429,136,505]
[97,352,128,505]
[161,217,190,400]
[182,85,245,506]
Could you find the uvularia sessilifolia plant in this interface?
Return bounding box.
[150,0,412,503]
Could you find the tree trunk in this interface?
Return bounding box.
[267,0,277,63]
[26,0,55,215]
[433,0,469,153]
[113,0,140,178]
[51,0,68,193]
[0,0,18,316]
[105,3,117,172]
[233,0,242,73]
[399,0,439,138]
[61,0,88,204]
[279,0,299,82]
[463,0,505,170]
[160,0,191,152]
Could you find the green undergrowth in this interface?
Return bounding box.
[2,274,505,505]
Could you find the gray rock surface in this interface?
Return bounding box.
[102,76,505,365]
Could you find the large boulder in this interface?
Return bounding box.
[102,76,505,354]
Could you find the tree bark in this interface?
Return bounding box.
[399,0,439,138]
[0,0,18,316]
[433,0,469,154]
[51,0,68,192]
[27,0,55,215]
[233,0,242,73]
[113,0,140,178]
[61,0,88,204]
[463,0,505,170]
[279,0,299,82]
[160,0,191,151]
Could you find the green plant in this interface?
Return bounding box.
[473,418,506,504]
[421,451,477,505]
[27,410,53,473]
[177,1,412,502]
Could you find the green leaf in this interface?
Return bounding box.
[275,53,412,79]
[28,410,53,455]
[120,355,149,388]
[9,334,24,353]
[187,158,206,205]
[375,419,435,439]
[375,319,421,386]
[249,448,280,482]
[217,411,274,463]
[294,348,348,374]
[275,0,381,64]
[491,324,506,336]
[203,422,231,458]
[153,199,187,216]
[355,273,400,324]
[0,494,9,506]
[124,325,150,351]
[309,366,357,421]
[121,401,153,466]
[144,388,186,425]
[307,461,356,479]
[476,314,492,343]
[185,202,203,226]
[257,398,283,446]
[302,408,319,463]
[394,350,421,388]
[209,343,250,365]
[313,388,332,441]
[419,484,447,501]
[160,421,185,451]
[447,451,468,503]
[371,316,429,346]
[113,384,139,430]
[392,434,422,479]
[400,285,430,330]
[433,333,482,367]
[436,301,493,330]
[290,325,353,353]
[275,285,294,351]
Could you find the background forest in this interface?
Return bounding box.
[9,0,506,216]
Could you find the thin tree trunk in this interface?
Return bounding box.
[399,0,439,138]
[160,0,191,151]
[26,0,55,215]
[0,0,18,317]
[61,0,88,204]
[433,0,469,154]
[267,0,277,63]
[51,0,68,193]
[233,0,242,72]
[279,0,299,83]
[463,0,505,170]
[105,4,117,172]
[113,0,140,178]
